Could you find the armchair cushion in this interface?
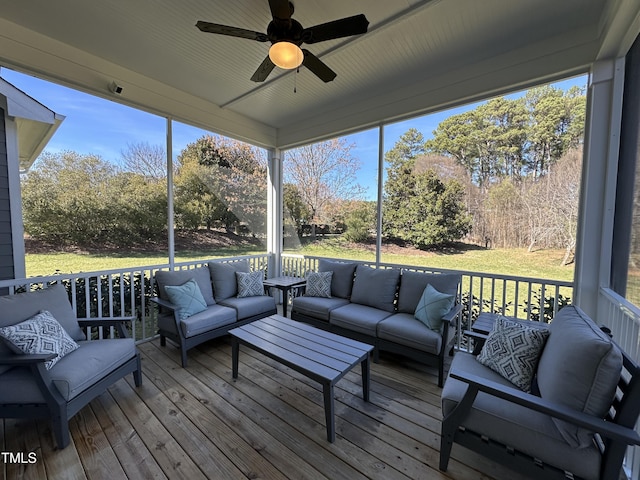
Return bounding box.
[209,261,250,301]
[164,279,208,320]
[476,316,549,392]
[236,271,265,298]
[414,284,455,331]
[536,305,623,447]
[318,259,357,299]
[0,310,79,369]
[350,265,400,313]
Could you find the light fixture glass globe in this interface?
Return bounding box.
[269,42,303,69]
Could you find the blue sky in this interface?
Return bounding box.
[1,67,586,200]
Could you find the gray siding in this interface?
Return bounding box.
[0,109,14,281]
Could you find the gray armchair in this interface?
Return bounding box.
[0,284,142,449]
[439,306,640,480]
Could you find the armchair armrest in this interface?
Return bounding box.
[77,316,136,338]
[450,367,640,446]
[0,353,56,366]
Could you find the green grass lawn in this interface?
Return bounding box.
[25,238,574,284]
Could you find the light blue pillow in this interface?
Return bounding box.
[414,284,455,331]
[164,279,208,320]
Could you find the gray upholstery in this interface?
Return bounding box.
[174,304,236,338]
[536,305,623,447]
[155,267,215,306]
[220,295,277,320]
[208,261,250,301]
[350,265,399,312]
[397,271,460,314]
[329,303,393,336]
[291,296,350,321]
[442,352,602,480]
[377,313,442,354]
[52,338,137,400]
[318,259,357,299]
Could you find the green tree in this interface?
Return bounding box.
[283,183,311,236]
[174,135,267,236]
[342,201,376,243]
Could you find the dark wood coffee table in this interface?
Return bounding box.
[229,314,374,442]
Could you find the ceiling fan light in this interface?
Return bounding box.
[269,42,303,69]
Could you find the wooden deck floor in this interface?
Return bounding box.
[2,336,531,480]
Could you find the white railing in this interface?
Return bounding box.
[0,254,273,343]
[599,287,640,480]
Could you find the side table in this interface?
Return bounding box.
[263,276,306,317]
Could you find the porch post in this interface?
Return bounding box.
[166,117,175,268]
[267,147,282,277]
[573,58,625,317]
[376,124,384,266]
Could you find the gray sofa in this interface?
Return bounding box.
[0,284,142,449]
[290,260,462,387]
[439,305,640,480]
[152,260,277,367]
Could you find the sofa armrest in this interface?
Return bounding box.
[77,317,136,338]
[450,367,640,446]
[0,353,57,366]
[442,303,462,324]
[150,296,177,311]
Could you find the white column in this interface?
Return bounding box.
[166,117,175,268]
[267,147,283,277]
[376,124,384,266]
[574,58,625,317]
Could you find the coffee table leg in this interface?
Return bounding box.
[232,337,239,379]
[323,383,335,442]
[361,356,371,402]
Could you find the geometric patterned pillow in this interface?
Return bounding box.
[477,316,550,392]
[0,310,79,370]
[236,271,264,298]
[305,271,332,298]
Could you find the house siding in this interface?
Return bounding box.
[0,109,14,281]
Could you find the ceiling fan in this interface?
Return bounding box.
[196,0,369,83]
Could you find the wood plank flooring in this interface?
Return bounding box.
[1,335,531,480]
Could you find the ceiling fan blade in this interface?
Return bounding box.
[196,21,268,42]
[302,50,336,83]
[268,0,293,22]
[303,14,369,44]
[251,55,276,82]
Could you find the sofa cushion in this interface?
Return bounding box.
[209,261,250,301]
[476,316,549,392]
[155,266,215,306]
[350,265,400,313]
[51,338,137,400]
[536,305,623,448]
[291,296,350,322]
[414,284,455,331]
[441,352,602,480]
[330,303,393,336]
[305,271,332,298]
[219,295,276,321]
[377,313,443,354]
[0,285,84,374]
[0,310,79,370]
[177,304,237,338]
[164,279,208,320]
[397,271,460,314]
[318,259,357,299]
[236,271,265,298]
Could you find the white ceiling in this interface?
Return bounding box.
[0,0,638,149]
